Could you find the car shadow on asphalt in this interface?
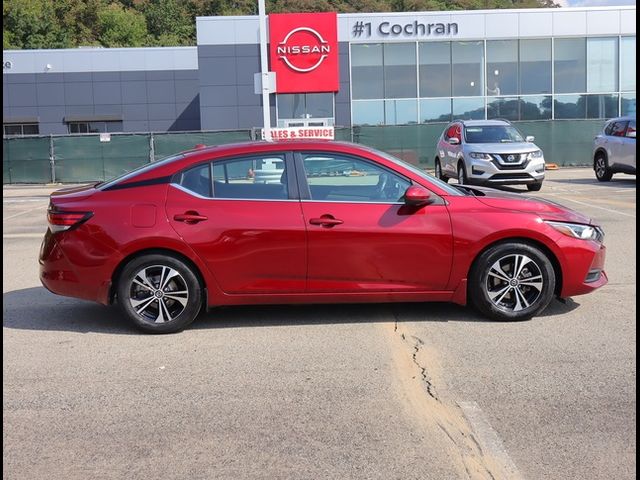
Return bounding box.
[550,177,636,188]
[3,287,580,335]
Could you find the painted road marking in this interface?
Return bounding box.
[543,194,635,218]
[3,233,45,239]
[3,198,50,203]
[3,205,48,221]
[458,401,523,480]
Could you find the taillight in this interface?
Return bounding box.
[47,207,93,233]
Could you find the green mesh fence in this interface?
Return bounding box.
[3,120,609,184]
[3,137,51,183]
[153,131,252,159]
[53,134,150,183]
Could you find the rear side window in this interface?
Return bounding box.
[212,155,288,200]
[179,163,212,198]
[609,121,629,137]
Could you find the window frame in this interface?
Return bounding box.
[171,152,298,202]
[294,151,413,204]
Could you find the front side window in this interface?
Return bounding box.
[609,121,629,137]
[302,154,410,203]
[626,121,636,138]
[212,155,288,200]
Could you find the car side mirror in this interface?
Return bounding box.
[526,136,535,142]
[404,186,432,207]
[448,137,460,145]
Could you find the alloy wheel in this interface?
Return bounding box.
[485,254,544,312]
[128,265,189,323]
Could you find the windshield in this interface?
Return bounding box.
[464,125,525,144]
[372,149,465,196]
[97,154,185,190]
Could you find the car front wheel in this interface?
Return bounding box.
[117,254,203,333]
[469,242,556,321]
[457,162,468,185]
[594,153,613,182]
[435,159,448,183]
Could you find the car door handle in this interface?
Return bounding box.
[309,216,343,227]
[174,212,208,224]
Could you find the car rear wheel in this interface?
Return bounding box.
[527,182,542,192]
[594,153,613,182]
[435,159,448,183]
[469,242,556,321]
[457,162,468,185]
[117,254,202,334]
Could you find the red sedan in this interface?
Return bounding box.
[40,141,607,333]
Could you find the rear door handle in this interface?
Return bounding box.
[174,212,208,224]
[309,215,343,228]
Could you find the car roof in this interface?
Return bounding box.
[180,140,372,158]
[607,116,636,122]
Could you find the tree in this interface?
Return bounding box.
[97,3,149,47]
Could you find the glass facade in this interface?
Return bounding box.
[350,36,636,125]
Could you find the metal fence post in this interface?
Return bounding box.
[149,133,155,163]
[49,135,56,183]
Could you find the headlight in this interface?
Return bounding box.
[545,221,604,242]
[469,152,492,160]
[527,150,543,160]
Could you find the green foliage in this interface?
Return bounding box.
[3,0,559,49]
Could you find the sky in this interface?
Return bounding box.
[556,0,636,6]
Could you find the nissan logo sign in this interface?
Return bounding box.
[276,27,331,73]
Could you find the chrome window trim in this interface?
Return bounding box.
[170,183,297,202]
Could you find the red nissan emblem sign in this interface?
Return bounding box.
[269,12,339,93]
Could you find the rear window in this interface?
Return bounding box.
[98,154,185,190]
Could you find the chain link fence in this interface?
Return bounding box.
[3,120,605,184]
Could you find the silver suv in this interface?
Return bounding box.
[593,116,636,182]
[434,120,545,191]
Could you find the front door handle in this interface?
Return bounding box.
[174,211,208,224]
[309,215,343,228]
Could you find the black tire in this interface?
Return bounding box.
[469,242,556,321]
[435,159,449,183]
[527,182,542,192]
[457,162,468,185]
[594,153,613,182]
[117,254,203,333]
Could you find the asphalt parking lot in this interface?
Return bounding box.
[3,168,636,480]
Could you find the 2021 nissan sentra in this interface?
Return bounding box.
[40,141,607,333]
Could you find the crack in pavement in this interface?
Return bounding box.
[385,307,522,480]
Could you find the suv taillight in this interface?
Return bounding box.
[47,207,93,233]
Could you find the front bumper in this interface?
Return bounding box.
[557,237,608,298]
[467,158,545,185]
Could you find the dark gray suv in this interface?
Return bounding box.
[434,120,545,191]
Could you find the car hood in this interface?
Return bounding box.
[461,186,593,224]
[464,142,539,154]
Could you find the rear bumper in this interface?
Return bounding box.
[39,229,111,305]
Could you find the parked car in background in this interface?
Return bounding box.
[593,116,636,181]
[40,141,606,333]
[434,119,546,191]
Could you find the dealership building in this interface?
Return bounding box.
[2,5,636,136]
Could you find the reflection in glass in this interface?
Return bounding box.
[554,94,585,119]
[621,93,636,116]
[420,98,452,123]
[278,94,305,118]
[452,42,484,97]
[385,99,418,125]
[520,39,552,94]
[487,97,519,121]
[554,38,586,94]
[620,37,636,92]
[384,43,417,99]
[520,96,552,120]
[586,94,618,119]
[352,101,384,126]
[351,44,384,99]
[452,98,485,120]
[419,42,451,98]
[487,40,518,96]
[587,37,618,93]
[306,93,334,118]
